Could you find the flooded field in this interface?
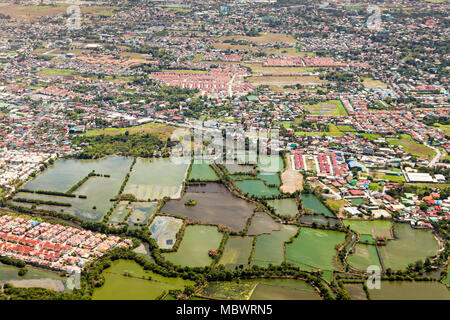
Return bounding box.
[247,212,281,236]
[188,160,219,181]
[368,281,450,300]
[161,183,255,232]
[343,220,393,242]
[258,155,284,173]
[252,225,298,267]
[163,225,223,267]
[301,194,334,217]
[267,199,298,217]
[378,223,440,270]
[257,173,281,186]
[219,236,254,270]
[224,164,255,174]
[92,260,194,300]
[23,156,132,193]
[149,216,184,249]
[124,158,189,200]
[127,202,158,227]
[298,214,340,226]
[201,278,320,300]
[15,156,133,222]
[109,201,130,224]
[285,227,346,271]
[347,244,382,271]
[235,179,280,198]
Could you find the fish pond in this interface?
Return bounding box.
[92,260,194,300]
[285,227,346,271]
[188,160,219,181]
[301,194,334,217]
[163,225,223,267]
[267,199,298,218]
[161,183,255,232]
[219,236,254,270]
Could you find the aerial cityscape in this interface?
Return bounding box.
[0,0,449,304]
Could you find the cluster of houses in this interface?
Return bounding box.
[0,214,133,274]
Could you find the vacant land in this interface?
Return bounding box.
[304,100,348,116]
[85,122,176,141]
[361,77,388,89]
[387,134,436,159]
[216,33,298,45]
[280,153,303,194]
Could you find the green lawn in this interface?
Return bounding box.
[39,68,76,76]
[295,124,345,137]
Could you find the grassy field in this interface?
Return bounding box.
[248,75,325,87]
[216,33,298,45]
[243,63,323,74]
[85,122,177,141]
[295,124,346,137]
[434,123,450,135]
[304,100,348,116]
[387,134,436,159]
[39,68,76,76]
[262,47,315,57]
[360,133,383,141]
[361,77,388,89]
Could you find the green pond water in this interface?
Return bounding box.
[378,223,440,271]
[343,220,393,241]
[267,199,298,217]
[301,194,334,217]
[368,281,450,300]
[347,244,381,271]
[189,160,219,181]
[92,260,193,300]
[23,156,132,193]
[258,155,284,173]
[219,236,254,270]
[285,227,346,271]
[257,173,281,186]
[124,158,189,200]
[235,179,280,198]
[247,212,281,236]
[201,278,320,300]
[0,263,63,282]
[16,156,133,222]
[109,201,131,224]
[161,183,255,232]
[163,225,223,267]
[252,225,298,267]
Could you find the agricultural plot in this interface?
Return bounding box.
[188,160,219,181]
[378,223,439,270]
[285,227,346,271]
[347,244,382,271]
[163,225,223,267]
[219,236,254,270]
[92,260,194,300]
[247,212,281,236]
[304,100,348,116]
[235,179,280,198]
[149,216,184,249]
[127,202,158,227]
[252,225,298,267]
[387,134,436,159]
[343,220,393,242]
[200,278,320,300]
[123,158,189,200]
[368,281,450,300]
[344,284,368,300]
[109,201,131,224]
[267,199,298,217]
[161,183,255,232]
[301,194,335,217]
